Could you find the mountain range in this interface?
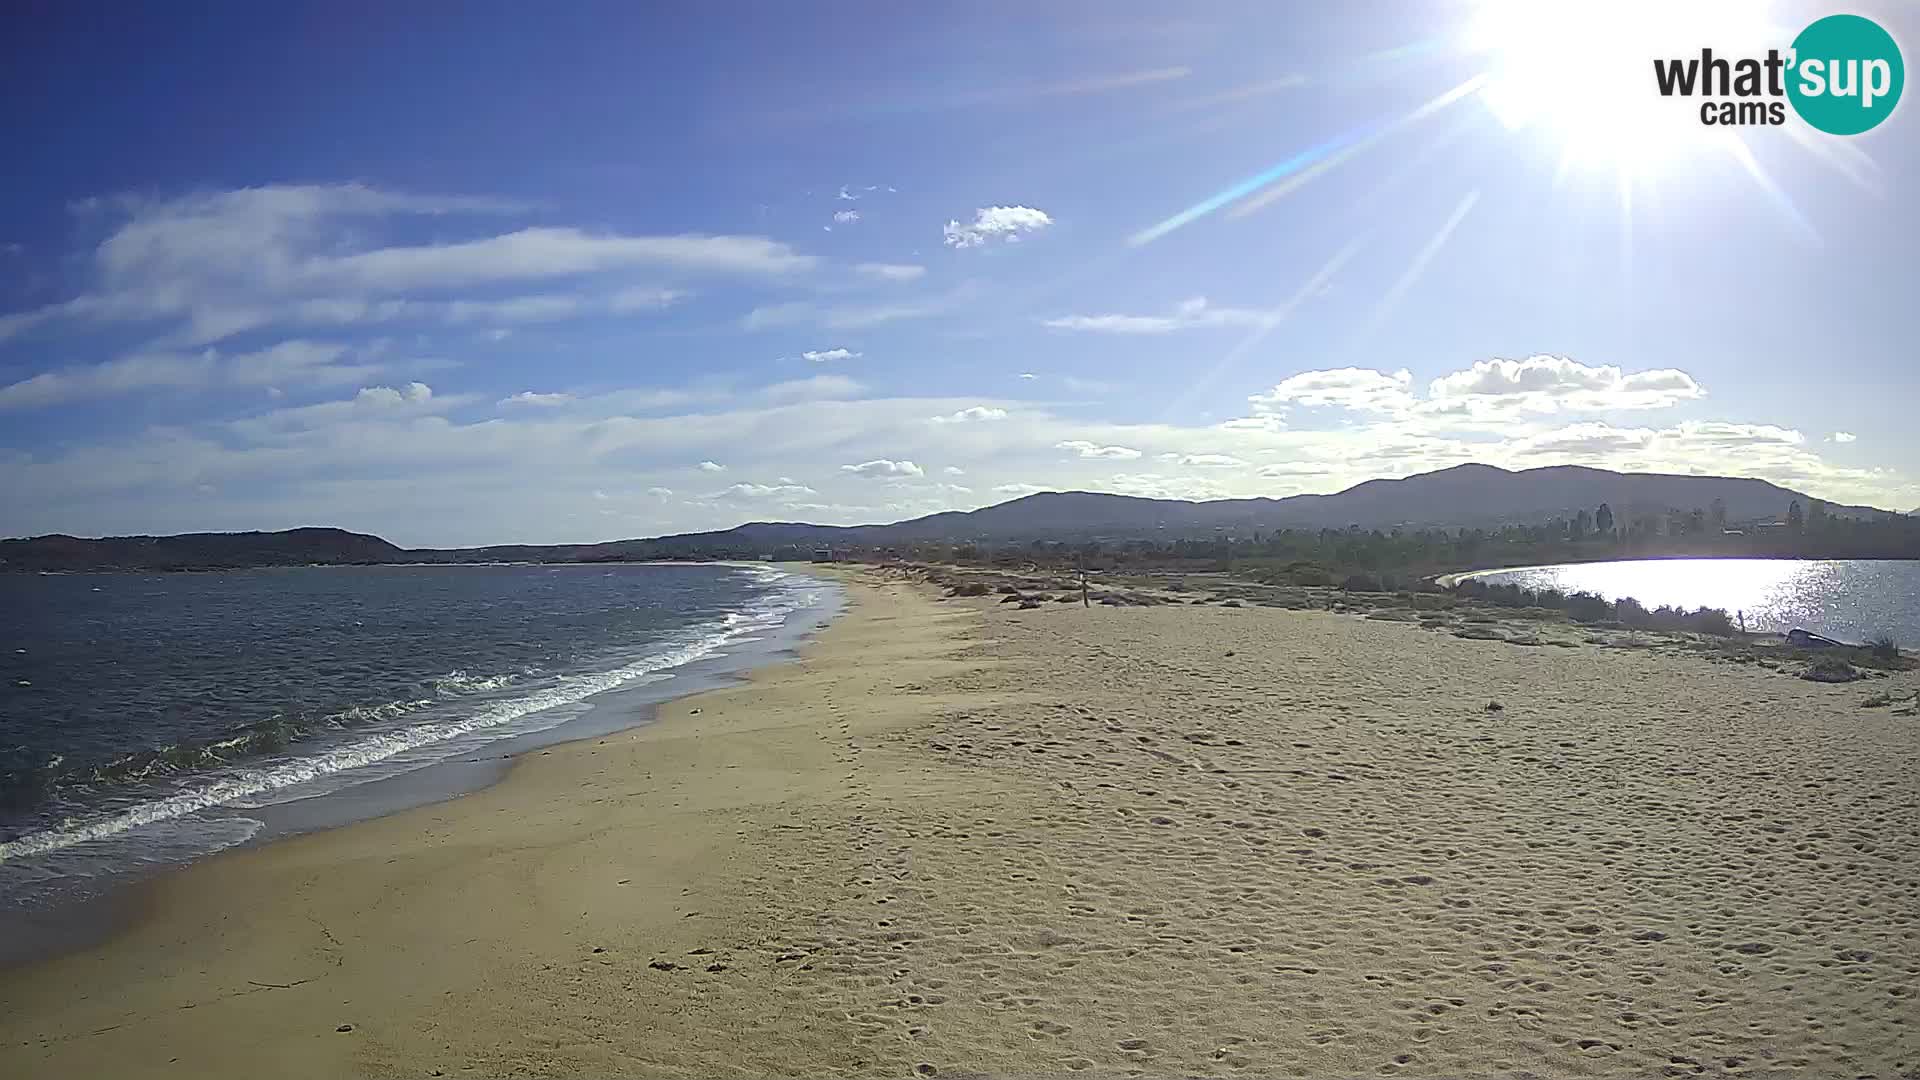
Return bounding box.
[1,463,1894,572]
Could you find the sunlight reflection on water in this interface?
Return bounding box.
[1471,559,1920,641]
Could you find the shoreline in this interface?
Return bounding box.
[1433,552,1920,589]
[4,565,1913,1078]
[0,563,843,969]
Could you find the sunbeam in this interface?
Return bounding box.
[1161,235,1370,420]
[1229,75,1489,219]
[1362,189,1482,338]
[1127,124,1386,247]
[1718,131,1821,245]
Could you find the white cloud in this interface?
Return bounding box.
[0,351,213,409]
[1159,452,1249,468]
[301,229,814,292]
[1425,355,1704,414]
[801,347,860,363]
[943,206,1053,249]
[1044,297,1275,334]
[854,262,926,281]
[356,381,434,406]
[840,459,924,478]
[708,481,817,501]
[609,286,688,313]
[442,295,581,324]
[832,210,861,225]
[1018,372,1037,380]
[0,185,812,348]
[1250,368,1415,415]
[4,373,1908,544]
[1832,431,1857,443]
[744,298,945,331]
[0,339,379,410]
[1107,472,1236,500]
[992,482,1058,497]
[499,391,573,407]
[931,406,1009,423]
[698,460,727,472]
[224,381,458,438]
[646,486,674,498]
[1056,440,1143,460]
[942,465,965,476]
[761,374,865,403]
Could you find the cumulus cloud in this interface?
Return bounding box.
[1250,368,1415,415]
[942,465,965,476]
[697,460,726,472]
[1056,440,1143,460]
[646,486,674,498]
[356,382,434,406]
[708,481,817,501]
[840,459,925,478]
[943,206,1053,248]
[931,406,1008,423]
[1107,472,1236,500]
[1044,297,1275,334]
[1832,431,1857,443]
[1425,356,1704,414]
[801,347,859,363]
[499,391,572,407]
[5,373,1908,544]
[832,210,861,225]
[1243,356,1707,424]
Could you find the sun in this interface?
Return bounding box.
[1466,0,1785,178]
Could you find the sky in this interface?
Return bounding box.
[1,0,1915,546]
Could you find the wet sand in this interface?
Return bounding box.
[4,567,1916,1078]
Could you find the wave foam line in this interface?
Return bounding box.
[0,594,807,864]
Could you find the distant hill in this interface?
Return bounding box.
[633,463,1890,552]
[0,528,405,572]
[2,464,1897,571]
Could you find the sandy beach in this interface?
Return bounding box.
[4,566,1917,1078]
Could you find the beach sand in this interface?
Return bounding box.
[4,567,1917,1078]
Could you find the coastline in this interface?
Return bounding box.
[0,562,842,967]
[4,565,1914,1078]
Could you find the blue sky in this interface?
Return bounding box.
[2,0,1914,545]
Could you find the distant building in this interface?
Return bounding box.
[811,547,835,563]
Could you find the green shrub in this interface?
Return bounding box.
[1868,635,1900,663]
[1565,591,1612,622]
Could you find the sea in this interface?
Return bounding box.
[0,562,836,921]
[1465,558,1920,642]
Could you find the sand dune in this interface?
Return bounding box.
[3,567,1916,1078]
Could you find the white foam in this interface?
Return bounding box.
[0,570,826,865]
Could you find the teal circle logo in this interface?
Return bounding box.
[1787,14,1904,135]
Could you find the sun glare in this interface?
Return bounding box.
[1468,0,1783,176]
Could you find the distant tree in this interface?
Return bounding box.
[1787,500,1804,532]
[1572,509,1591,540]
[1709,497,1727,531]
[1595,502,1614,536]
[1808,499,1828,531]
[1688,507,1707,534]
